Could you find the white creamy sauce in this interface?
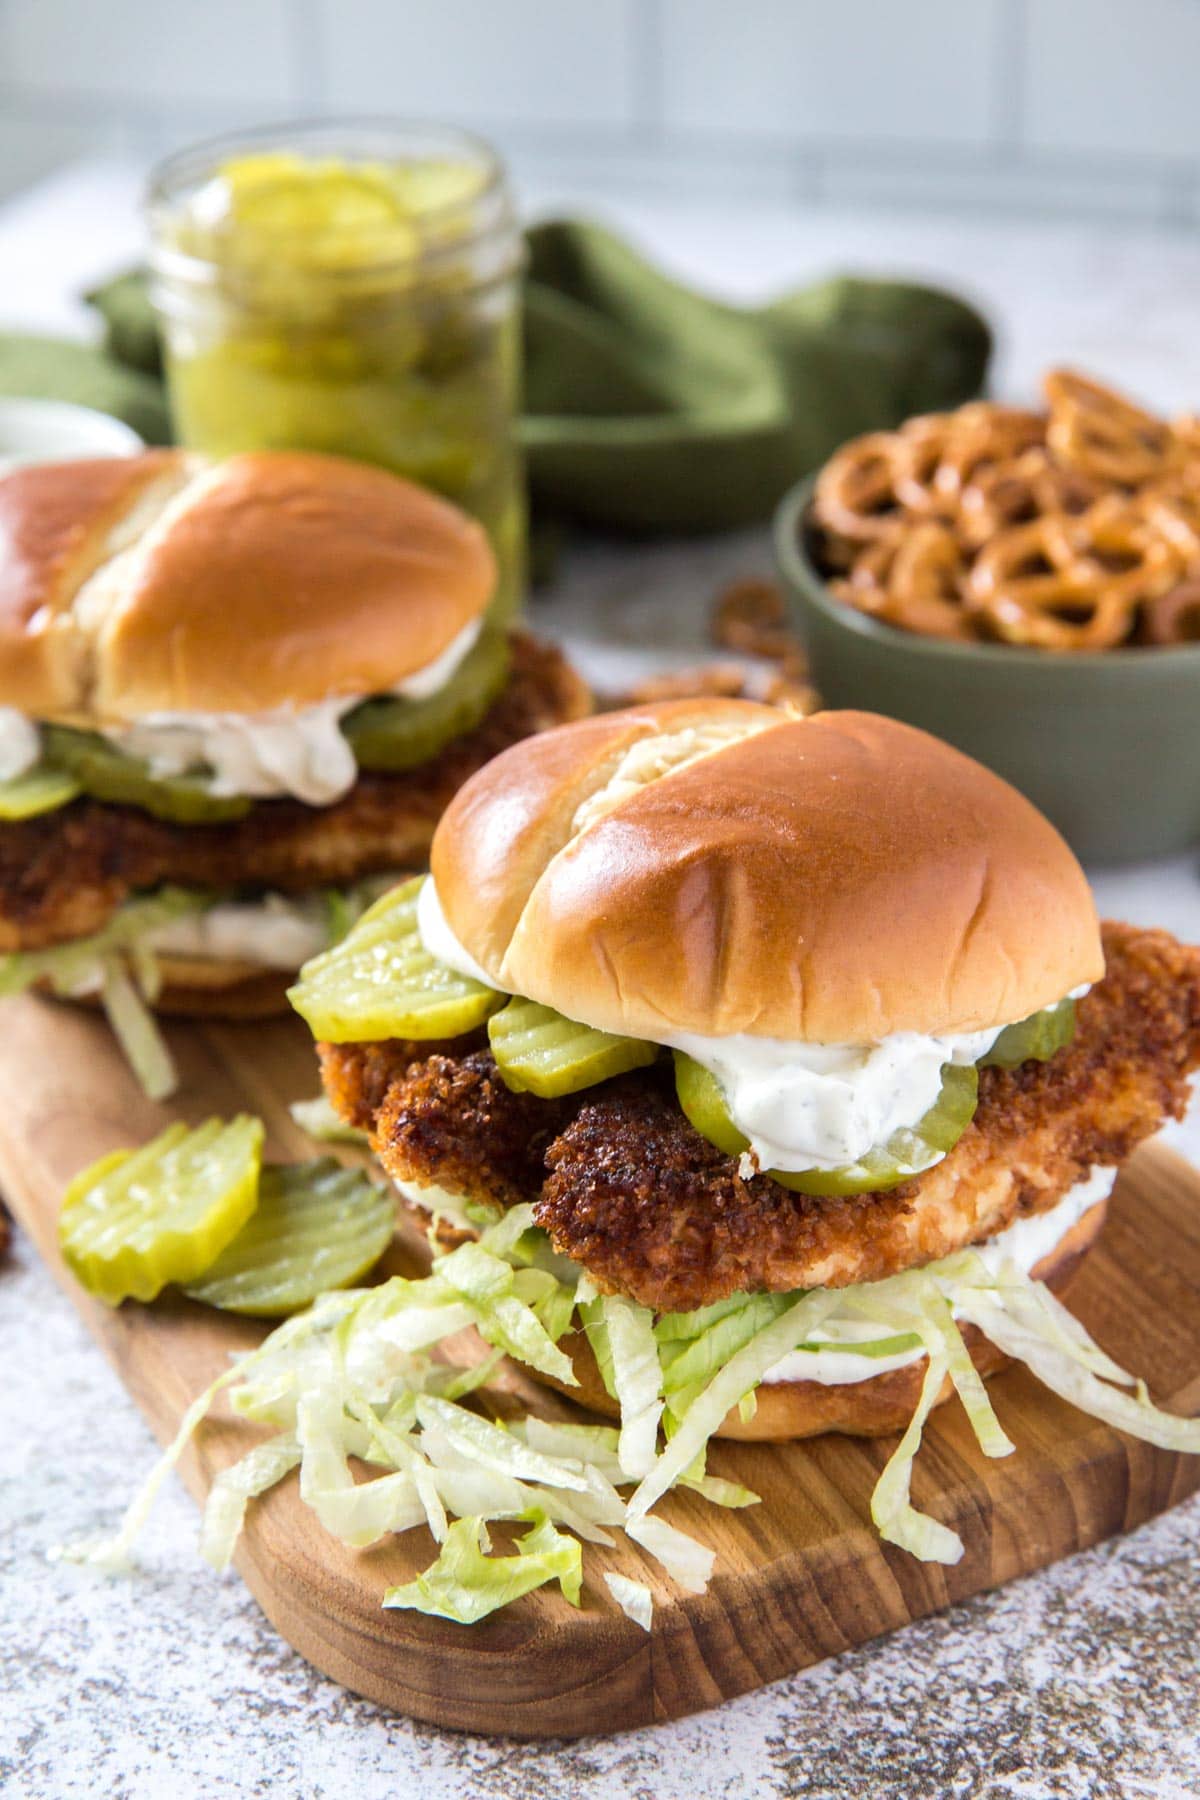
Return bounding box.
[147,896,330,970]
[416,876,499,988]
[0,706,41,780]
[98,617,483,806]
[664,1021,1002,1174]
[762,1165,1118,1385]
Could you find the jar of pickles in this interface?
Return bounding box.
[146,121,525,621]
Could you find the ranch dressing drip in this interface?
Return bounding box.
[99,617,483,806]
[0,706,41,780]
[664,1023,1002,1173]
[417,874,498,988]
[146,896,330,969]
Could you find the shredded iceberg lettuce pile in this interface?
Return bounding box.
[59,1202,1200,1624]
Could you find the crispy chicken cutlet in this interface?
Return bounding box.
[322,922,1200,1313]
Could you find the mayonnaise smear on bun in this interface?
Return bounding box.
[104,617,482,806]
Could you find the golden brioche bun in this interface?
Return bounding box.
[0,450,495,722]
[430,701,1103,1042]
[544,1197,1108,1443]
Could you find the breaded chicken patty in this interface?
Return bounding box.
[0,633,587,952]
[319,922,1200,1312]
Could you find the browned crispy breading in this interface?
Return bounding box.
[538,922,1200,1307]
[0,632,588,953]
[324,922,1200,1312]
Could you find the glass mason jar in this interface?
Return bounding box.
[146,120,526,623]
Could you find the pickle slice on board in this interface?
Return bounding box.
[488,996,658,1098]
[288,875,503,1043]
[0,764,81,821]
[184,1160,394,1317]
[673,1053,979,1197]
[979,998,1077,1069]
[343,627,510,773]
[58,1116,263,1306]
[43,727,252,825]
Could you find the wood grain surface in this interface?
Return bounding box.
[3,990,1200,1739]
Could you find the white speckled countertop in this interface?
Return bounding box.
[2,163,1200,1800]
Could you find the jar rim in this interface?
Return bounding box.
[145,116,520,283]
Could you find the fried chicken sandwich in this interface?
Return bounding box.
[293,700,1200,1561]
[0,449,587,1093]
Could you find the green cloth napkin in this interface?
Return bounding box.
[520,221,990,530]
[23,218,990,533]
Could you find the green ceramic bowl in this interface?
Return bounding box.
[774,477,1200,864]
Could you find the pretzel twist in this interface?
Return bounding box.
[810,368,1200,652]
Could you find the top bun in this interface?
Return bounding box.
[0,449,495,723]
[431,701,1104,1043]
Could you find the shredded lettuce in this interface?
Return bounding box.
[604,1571,653,1630]
[60,1188,1200,1620]
[289,1094,369,1146]
[99,957,178,1101]
[0,889,206,1002]
[201,1437,302,1571]
[382,1514,583,1624]
[4,877,396,1102]
[597,1294,663,1479]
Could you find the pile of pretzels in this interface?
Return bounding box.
[810,370,1200,650]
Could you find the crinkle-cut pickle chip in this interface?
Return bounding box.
[343,627,510,773]
[673,1054,979,1198]
[288,875,503,1043]
[184,1159,394,1317]
[0,764,81,821]
[43,726,252,825]
[59,1116,263,1307]
[979,998,1077,1069]
[488,996,658,1098]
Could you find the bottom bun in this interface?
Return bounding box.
[68,955,295,1021]
[542,1197,1110,1443]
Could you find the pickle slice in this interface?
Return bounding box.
[673,1053,979,1198]
[59,1116,263,1306]
[979,998,1077,1069]
[343,627,510,773]
[43,727,252,825]
[488,996,658,1098]
[184,1159,394,1317]
[0,764,81,820]
[288,875,503,1043]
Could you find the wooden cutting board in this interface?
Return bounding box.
[4,990,1200,1740]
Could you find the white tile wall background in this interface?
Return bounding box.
[0,0,1199,223]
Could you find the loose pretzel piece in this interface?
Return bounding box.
[1045,368,1178,488]
[712,578,797,661]
[812,434,906,544]
[1139,581,1200,646]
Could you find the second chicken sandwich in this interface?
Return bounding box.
[0,449,587,1090]
[295,702,1200,1561]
